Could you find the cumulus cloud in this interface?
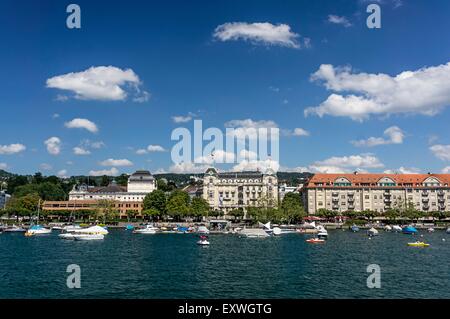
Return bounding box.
[73,147,91,155]
[297,154,384,173]
[46,66,150,102]
[0,143,26,155]
[351,126,405,147]
[430,144,450,161]
[169,162,210,174]
[232,159,280,172]
[213,22,302,48]
[57,169,68,178]
[65,118,99,133]
[196,150,236,164]
[44,137,61,155]
[287,128,310,137]
[147,145,166,152]
[89,167,119,176]
[327,15,352,27]
[225,119,279,140]
[384,167,421,174]
[99,158,133,167]
[305,62,450,121]
[442,166,450,173]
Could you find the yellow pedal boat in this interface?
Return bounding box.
[407,241,430,247]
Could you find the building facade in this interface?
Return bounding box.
[43,170,156,217]
[202,167,278,214]
[0,190,11,209]
[304,173,450,214]
[69,170,156,202]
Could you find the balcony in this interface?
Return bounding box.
[422,192,429,197]
[438,198,445,203]
[332,192,339,197]
[332,205,339,210]
[438,190,445,195]
[384,199,392,203]
[384,191,391,196]
[332,198,339,202]
[422,198,429,203]
[423,205,430,210]
[348,205,355,209]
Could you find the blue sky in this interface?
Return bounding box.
[1,0,450,176]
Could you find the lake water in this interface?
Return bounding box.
[1,229,449,298]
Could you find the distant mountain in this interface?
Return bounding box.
[0,169,14,178]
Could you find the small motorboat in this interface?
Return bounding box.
[392,225,402,232]
[350,225,360,232]
[197,235,210,246]
[402,226,418,235]
[25,225,52,236]
[407,241,430,247]
[125,225,135,231]
[73,234,105,241]
[3,225,26,232]
[427,227,435,233]
[240,228,270,238]
[446,227,450,234]
[306,238,325,244]
[133,224,159,234]
[367,227,379,237]
[384,225,392,231]
[58,233,76,240]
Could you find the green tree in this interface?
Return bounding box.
[280,192,305,224]
[229,208,244,221]
[143,189,167,213]
[166,190,191,221]
[142,208,160,221]
[190,197,210,220]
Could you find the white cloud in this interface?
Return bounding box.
[430,144,450,161]
[172,115,193,123]
[57,169,68,178]
[196,150,236,164]
[0,163,7,170]
[213,22,301,48]
[147,145,166,152]
[305,62,450,121]
[136,149,148,155]
[89,167,119,176]
[99,158,133,167]
[327,15,352,27]
[225,119,279,140]
[292,128,310,137]
[0,143,26,155]
[44,137,61,155]
[239,149,258,161]
[351,126,405,147]
[52,113,60,119]
[169,162,210,174]
[442,166,450,173]
[39,163,52,170]
[384,167,421,174]
[46,66,149,102]
[232,159,280,172]
[73,147,91,155]
[65,118,99,133]
[304,154,384,173]
[81,140,105,149]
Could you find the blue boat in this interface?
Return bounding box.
[402,226,418,234]
[125,225,134,230]
[350,225,360,232]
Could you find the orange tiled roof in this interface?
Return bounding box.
[305,173,450,188]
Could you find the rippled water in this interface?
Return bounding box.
[1,229,449,298]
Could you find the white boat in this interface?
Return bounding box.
[58,233,77,240]
[197,235,210,245]
[384,225,392,231]
[71,225,109,235]
[392,225,402,232]
[368,227,379,236]
[427,227,435,233]
[73,234,105,241]
[315,225,328,239]
[446,227,450,234]
[25,225,52,236]
[3,225,26,232]
[240,228,270,238]
[197,225,210,234]
[272,227,296,235]
[133,224,159,234]
[62,225,82,232]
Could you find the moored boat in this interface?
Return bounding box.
[3,225,26,232]
[73,234,105,241]
[197,225,210,234]
[240,228,270,238]
[25,225,52,236]
[402,226,418,235]
[350,225,360,232]
[392,225,402,232]
[133,224,159,234]
[367,227,379,237]
[384,225,392,231]
[446,227,450,234]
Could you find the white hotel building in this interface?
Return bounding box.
[304,173,450,214]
